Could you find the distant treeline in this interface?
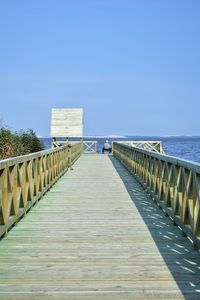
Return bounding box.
[0,126,45,160]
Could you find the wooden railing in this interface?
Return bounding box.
[120,141,164,154]
[69,142,83,164]
[52,140,97,154]
[83,141,97,153]
[0,142,82,237]
[113,142,200,250]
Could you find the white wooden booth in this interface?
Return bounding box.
[51,108,83,138]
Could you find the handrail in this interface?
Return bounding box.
[83,141,97,153]
[113,142,200,250]
[69,142,83,164]
[0,142,82,237]
[119,140,164,154]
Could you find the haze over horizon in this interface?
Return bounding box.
[0,0,199,137]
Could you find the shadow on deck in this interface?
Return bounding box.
[109,156,200,300]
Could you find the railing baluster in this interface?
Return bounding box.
[0,142,82,238]
[113,142,200,250]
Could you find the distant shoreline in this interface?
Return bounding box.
[38,135,200,139]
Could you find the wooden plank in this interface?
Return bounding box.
[0,155,200,299]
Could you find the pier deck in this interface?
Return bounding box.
[0,154,200,299]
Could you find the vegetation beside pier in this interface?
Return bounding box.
[0,126,44,160]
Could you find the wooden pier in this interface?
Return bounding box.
[0,148,200,299]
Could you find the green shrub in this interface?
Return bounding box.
[0,127,17,159]
[17,129,45,155]
[0,126,45,160]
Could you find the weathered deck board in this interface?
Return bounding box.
[0,154,200,299]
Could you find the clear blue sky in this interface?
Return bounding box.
[0,0,199,136]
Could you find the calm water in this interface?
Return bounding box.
[41,137,200,164]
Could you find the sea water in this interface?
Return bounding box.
[41,137,200,164]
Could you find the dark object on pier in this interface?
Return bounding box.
[102,140,112,154]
